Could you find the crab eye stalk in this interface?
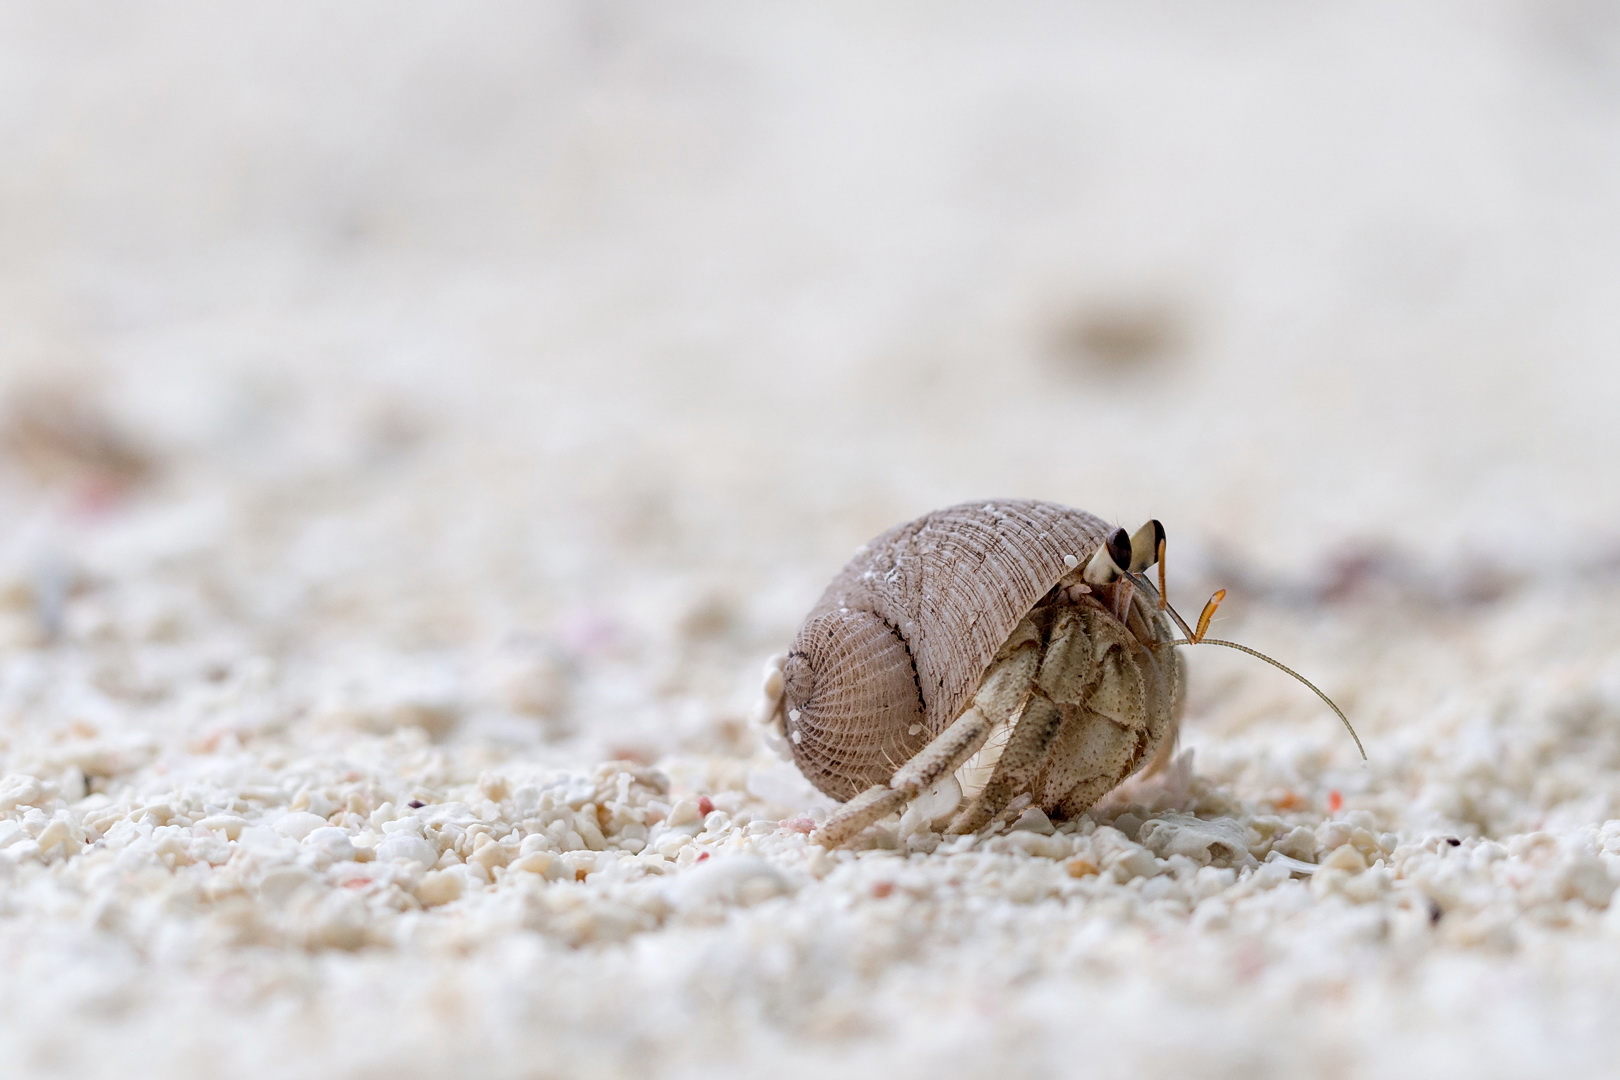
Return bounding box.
[1107,527,1132,571]
[1082,528,1131,585]
[1127,519,1165,574]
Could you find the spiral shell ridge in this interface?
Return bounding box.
[782,609,924,801]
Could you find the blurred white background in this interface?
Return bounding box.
[2,1,1619,752]
[7,1,1620,543]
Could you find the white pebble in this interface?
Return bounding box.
[666,800,703,828]
[4,840,40,863]
[35,819,76,854]
[906,776,962,827]
[273,812,331,842]
[1321,844,1368,873]
[258,866,316,904]
[196,815,248,840]
[375,834,439,869]
[1560,856,1616,908]
[1010,807,1055,835]
[416,869,464,907]
[0,776,46,811]
[304,827,357,862]
[511,851,564,880]
[1138,814,1250,867]
[675,856,793,909]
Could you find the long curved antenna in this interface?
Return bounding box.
[1174,636,1366,761]
[1127,565,1367,761]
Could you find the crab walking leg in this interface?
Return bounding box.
[814,617,1043,847]
[945,694,1061,835]
[949,604,1098,833]
[813,705,995,846]
[1048,697,1154,819]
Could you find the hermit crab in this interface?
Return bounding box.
[755,499,1362,847]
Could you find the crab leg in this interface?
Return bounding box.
[813,707,992,846]
[946,603,1099,833]
[945,694,1061,834]
[814,617,1042,847]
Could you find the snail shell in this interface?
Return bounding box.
[776,499,1125,802]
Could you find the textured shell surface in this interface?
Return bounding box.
[780,499,1123,801]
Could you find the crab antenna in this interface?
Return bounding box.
[1190,637,1367,761]
[1127,564,1366,761]
[1194,589,1226,643]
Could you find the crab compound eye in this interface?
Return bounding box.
[1106,527,1132,571]
[1083,528,1130,585]
[1128,519,1165,574]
